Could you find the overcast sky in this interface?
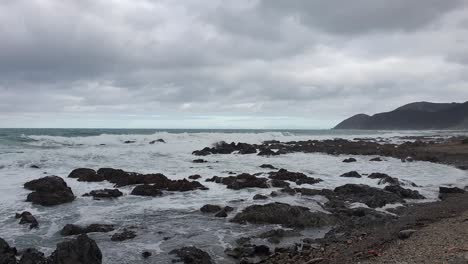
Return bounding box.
[1,0,468,129]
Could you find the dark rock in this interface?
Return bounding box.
[97,168,168,187]
[259,164,277,170]
[257,149,277,156]
[48,234,102,264]
[384,185,425,199]
[24,176,75,206]
[170,247,213,264]
[193,159,208,163]
[83,189,123,198]
[253,194,268,200]
[231,202,335,228]
[0,237,17,264]
[257,229,301,244]
[30,165,40,169]
[188,175,202,180]
[238,144,257,154]
[225,244,270,260]
[208,174,269,190]
[340,171,362,178]
[192,147,212,156]
[19,248,47,264]
[439,186,465,194]
[334,184,404,208]
[68,168,104,182]
[269,169,321,185]
[368,173,400,185]
[16,211,38,229]
[123,140,135,144]
[149,139,165,144]
[370,157,383,162]
[166,179,207,192]
[111,229,136,242]
[131,185,163,197]
[270,180,290,188]
[342,158,357,163]
[142,251,152,258]
[398,229,417,239]
[60,224,115,236]
[215,210,228,218]
[200,204,222,213]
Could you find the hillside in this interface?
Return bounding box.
[334,101,468,130]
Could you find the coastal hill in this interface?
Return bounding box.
[334,101,468,130]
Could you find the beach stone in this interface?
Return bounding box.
[24,176,75,206]
[340,171,362,178]
[231,202,335,228]
[111,229,136,242]
[170,247,213,264]
[19,248,47,264]
[130,185,163,197]
[48,234,102,264]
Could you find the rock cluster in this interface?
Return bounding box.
[24,176,75,206]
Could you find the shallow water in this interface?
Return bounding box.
[0,129,467,263]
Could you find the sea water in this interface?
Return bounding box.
[0,128,467,263]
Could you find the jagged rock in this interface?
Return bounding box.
[225,244,270,260]
[207,174,269,190]
[68,168,104,182]
[340,171,362,178]
[384,185,425,199]
[342,158,357,163]
[368,173,400,185]
[333,184,404,208]
[214,210,228,218]
[269,169,321,185]
[0,237,17,264]
[193,159,208,163]
[48,234,102,264]
[123,140,135,144]
[16,211,38,229]
[253,194,268,200]
[231,203,335,228]
[188,175,202,180]
[97,168,168,187]
[260,164,277,170]
[83,189,123,198]
[19,248,47,264]
[398,229,417,239]
[24,176,75,206]
[111,229,136,242]
[200,204,222,213]
[60,224,115,236]
[170,247,213,264]
[270,179,290,188]
[439,186,466,199]
[130,185,163,197]
[257,149,277,156]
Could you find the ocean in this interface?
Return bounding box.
[0,128,467,263]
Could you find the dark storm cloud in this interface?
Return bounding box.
[0,0,468,128]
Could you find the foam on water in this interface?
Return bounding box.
[0,130,467,263]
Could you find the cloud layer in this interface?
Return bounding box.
[1,0,468,128]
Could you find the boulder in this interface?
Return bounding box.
[200,205,222,213]
[225,244,270,260]
[439,186,466,199]
[257,149,277,156]
[142,251,152,258]
[268,169,322,185]
[60,224,115,236]
[340,171,362,178]
[238,144,257,154]
[169,247,213,264]
[166,179,207,192]
[231,203,335,228]
[83,189,123,199]
[130,185,163,197]
[192,159,208,164]
[398,229,417,239]
[111,229,136,242]
[0,237,17,264]
[48,234,102,264]
[333,184,404,208]
[370,157,383,162]
[18,248,47,264]
[208,174,269,190]
[16,211,38,229]
[259,164,277,170]
[342,158,357,163]
[149,139,165,144]
[270,180,290,188]
[68,168,104,182]
[253,194,268,200]
[368,173,400,185]
[97,168,168,188]
[188,175,202,180]
[384,185,425,199]
[24,176,75,206]
[257,229,301,244]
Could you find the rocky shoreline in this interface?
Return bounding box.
[1,136,467,263]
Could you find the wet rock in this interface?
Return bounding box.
[231,202,335,228]
[149,139,165,144]
[123,140,136,144]
[167,179,207,192]
[0,237,17,264]
[340,171,362,178]
[111,229,136,242]
[192,147,211,156]
[193,159,208,163]
[225,244,270,260]
[215,210,228,218]
[257,229,301,244]
[200,204,222,213]
[259,164,277,170]
[19,248,47,264]
[60,224,115,236]
[368,173,400,185]
[384,185,425,199]
[16,211,38,229]
[270,179,290,188]
[253,194,268,200]
[83,189,123,199]
[398,229,417,239]
[439,186,466,200]
[130,185,163,197]
[188,175,202,180]
[68,168,104,182]
[97,168,168,187]
[48,234,102,264]
[30,165,40,169]
[24,176,75,206]
[257,149,277,156]
[169,246,213,264]
[342,158,357,163]
[208,174,269,190]
[238,144,257,154]
[333,184,404,208]
[370,157,383,162]
[268,169,322,185]
[142,251,152,258]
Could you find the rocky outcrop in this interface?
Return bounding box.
[268,169,322,185]
[111,229,136,242]
[15,212,38,229]
[68,168,104,182]
[60,224,115,236]
[130,185,163,197]
[231,203,335,228]
[48,234,102,264]
[169,247,214,264]
[340,171,362,178]
[19,248,47,264]
[83,189,123,199]
[0,237,17,264]
[259,164,277,170]
[333,184,404,208]
[24,176,75,206]
[200,205,233,218]
[206,174,268,190]
[368,173,400,185]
